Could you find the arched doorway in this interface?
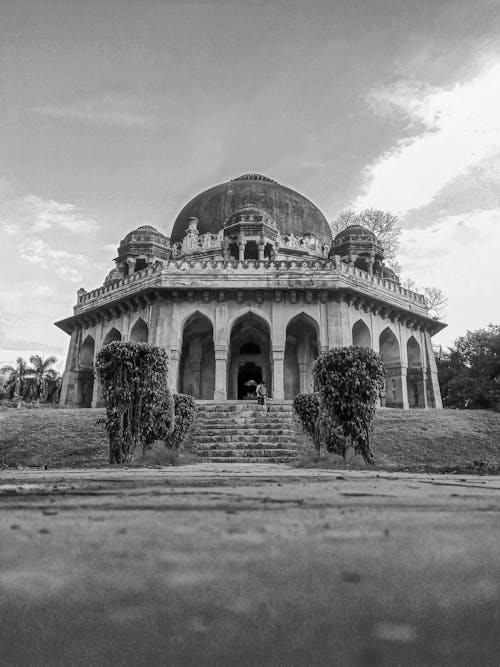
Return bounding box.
[352,319,371,347]
[284,314,319,399]
[178,313,215,399]
[407,336,424,408]
[379,327,402,408]
[76,335,95,408]
[228,313,271,399]
[130,318,148,343]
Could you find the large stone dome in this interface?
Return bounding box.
[170,174,332,244]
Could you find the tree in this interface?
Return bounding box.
[401,280,448,320]
[331,208,401,270]
[29,355,58,401]
[0,357,34,404]
[312,346,385,464]
[95,342,175,464]
[436,324,500,410]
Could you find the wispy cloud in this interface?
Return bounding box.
[20,239,85,282]
[399,208,500,346]
[354,62,500,215]
[0,180,99,234]
[32,93,165,130]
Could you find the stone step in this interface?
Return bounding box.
[198,449,296,460]
[196,441,295,450]
[194,435,295,444]
[202,457,295,463]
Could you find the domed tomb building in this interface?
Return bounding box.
[56,174,445,409]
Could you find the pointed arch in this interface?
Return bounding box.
[284,313,319,399]
[407,336,424,408]
[379,326,400,363]
[228,311,272,399]
[179,312,215,399]
[102,327,121,347]
[130,318,149,343]
[379,327,403,408]
[79,335,95,367]
[407,336,422,365]
[76,335,95,408]
[352,319,371,347]
[227,308,271,338]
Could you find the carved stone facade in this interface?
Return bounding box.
[56,174,445,408]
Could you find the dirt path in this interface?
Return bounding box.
[1,464,499,666]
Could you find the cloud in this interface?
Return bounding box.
[20,239,85,283]
[32,93,164,130]
[0,181,99,234]
[398,208,500,346]
[354,62,500,215]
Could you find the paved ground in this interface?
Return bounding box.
[1,464,499,667]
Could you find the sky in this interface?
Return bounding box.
[1,0,500,369]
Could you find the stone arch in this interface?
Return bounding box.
[178,312,215,399]
[379,327,403,408]
[407,336,425,408]
[130,317,149,343]
[76,335,95,408]
[228,311,272,400]
[227,308,271,338]
[352,319,371,347]
[284,313,319,399]
[102,327,121,347]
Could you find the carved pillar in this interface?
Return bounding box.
[238,242,245,261]
[214,346,228,401]
[272,347,285,400]
[384,363,409,409]
[168,348,180,393]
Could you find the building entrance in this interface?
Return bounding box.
[228,312,271,399]
[237,361,262,399]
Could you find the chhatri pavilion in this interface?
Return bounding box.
[56,173,445,409]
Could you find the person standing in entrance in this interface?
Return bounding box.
[256,380,267,406]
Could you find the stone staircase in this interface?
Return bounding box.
[190,401,297,463]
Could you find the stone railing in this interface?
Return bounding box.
[75,256,427,310]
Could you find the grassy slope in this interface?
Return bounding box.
[0,406,499,470]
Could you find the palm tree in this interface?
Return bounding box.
[29,355,58,401]
[0,357,34,405]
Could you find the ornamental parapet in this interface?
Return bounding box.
[73,256,427,312]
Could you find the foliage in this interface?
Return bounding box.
[293,392,320,451]
[436,324,500,410]
[166,393,197,449]
[95,342,174,464]
[332,208,401,270]
[312,346,385,464]
[0,356,61,404]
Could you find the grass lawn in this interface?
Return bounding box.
[0,406,499,471]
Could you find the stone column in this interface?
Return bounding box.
[423,331,443,409]
[59,327,80,406]
[385,364,409,409]
[168,348,180,393]
[238,242,245,261]
[272,347,285,400]
[214,346,228,400]
[327,296,351,348]
[91,320,105,408]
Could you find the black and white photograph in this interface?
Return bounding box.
[1,1,499,665]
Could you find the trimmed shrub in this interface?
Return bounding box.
[293,392,320,452]
[95,342,174,464]
[166,393,197,449]
[313,346,385,464]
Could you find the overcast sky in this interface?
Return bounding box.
[1,0,499,365]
